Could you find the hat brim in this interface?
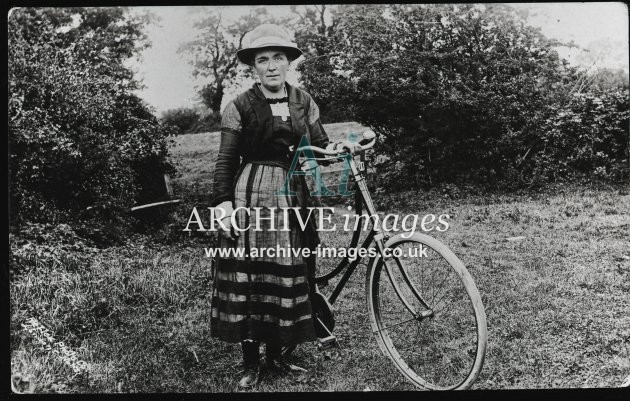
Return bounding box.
[237,46,303,65]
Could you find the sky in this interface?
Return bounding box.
[126,3,629,115]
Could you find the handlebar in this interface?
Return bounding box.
[297,130,377,156]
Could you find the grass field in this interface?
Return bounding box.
[10,124,630,392]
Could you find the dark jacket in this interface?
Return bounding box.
[210,82,330,207]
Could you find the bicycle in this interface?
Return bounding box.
[282,130,488,390]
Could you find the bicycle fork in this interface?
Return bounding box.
[347,157,435,323]
[373,234,435,323]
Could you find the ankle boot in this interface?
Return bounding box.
[265,343,306,374]
[239,340,260,388]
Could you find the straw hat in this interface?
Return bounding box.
[236,24,303,65]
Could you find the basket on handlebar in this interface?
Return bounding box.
[299,130,376,207]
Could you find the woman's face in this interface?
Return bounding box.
[253,49,289,92]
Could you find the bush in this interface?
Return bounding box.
[588,68,630,92]
[160,107,201,135]
[8,8,176,239]
[190,111,222,133]
[160,107,221,135]
[297,4,628,189]
[525,90,630,184]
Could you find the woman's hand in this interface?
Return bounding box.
[216,201,239,242]
[335,140,362,155]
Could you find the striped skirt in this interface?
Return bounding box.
[210,162,318,346]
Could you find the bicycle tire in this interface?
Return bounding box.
[366,232,487,390]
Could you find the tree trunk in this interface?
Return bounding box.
[211,84,224,116]
[200,82,225,116]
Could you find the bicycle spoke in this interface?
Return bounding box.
[430,262,437,306]
[431,287,458,314]
[433,298,459,317]
[375,314,419,333]
[429,267,455,306]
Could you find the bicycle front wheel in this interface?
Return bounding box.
[366,232,487,390]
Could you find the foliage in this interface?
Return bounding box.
[178,7,290,115]
[160,107,222,135]
[289,5,353,124]
[525,89,629,184]
[8,7,176,236]
[586,68,629,92]
[192,112,222,133]
[296,4,629,189]
[9,223,98,280]
[160,107,201,135]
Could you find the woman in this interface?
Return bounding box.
[209,24,357,389]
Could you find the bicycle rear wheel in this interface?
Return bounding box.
[366,232,487,390]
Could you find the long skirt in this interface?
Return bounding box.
[210,162,318,346]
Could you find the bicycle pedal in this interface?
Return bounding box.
[418,309,434,319]
[317,335,338,350]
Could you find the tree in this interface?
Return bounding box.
[178,7,289,116]
[288,5,353,123]
[297,4,598,188]
[291,5,331,54]
[160,107,201,135]
[9,7,175,235]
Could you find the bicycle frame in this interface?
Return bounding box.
[308,152,433,319]
[294,135,487,390]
